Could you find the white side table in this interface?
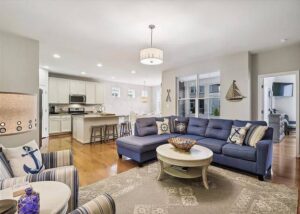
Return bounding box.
[0,181,71,214]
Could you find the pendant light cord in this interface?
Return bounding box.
[150,28,153,47]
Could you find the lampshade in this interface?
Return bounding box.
[0,92,37,136]
[140,48,163,65]
[140,24,163,65]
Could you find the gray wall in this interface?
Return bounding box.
[251,43,300,119]
[161,52,252,120]
[0,31,39,147]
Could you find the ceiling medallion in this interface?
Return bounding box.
[140,24,163,65]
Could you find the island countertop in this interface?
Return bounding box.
[72,114,128,119]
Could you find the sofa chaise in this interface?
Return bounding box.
[116,117,273,180]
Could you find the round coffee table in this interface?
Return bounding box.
[156,144,213,189]
[0,181,71,214]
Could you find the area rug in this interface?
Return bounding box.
[79,162,298,214]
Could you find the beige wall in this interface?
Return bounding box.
[0,31,39,147]
[161,52,252,120]
[251,43,300,119]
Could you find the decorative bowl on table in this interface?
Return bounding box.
[168,137,196,152]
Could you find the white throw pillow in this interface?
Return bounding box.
[2,140,44,177]
[156,119,171,135]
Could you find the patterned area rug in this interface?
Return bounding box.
[79,162,297,214]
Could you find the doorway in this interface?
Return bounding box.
[258,71,299,157]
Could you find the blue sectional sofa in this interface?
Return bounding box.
[116,116,273,180]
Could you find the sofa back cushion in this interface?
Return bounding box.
[187,117,209,136]
[169,116,189,133]
[233,120,273,140]
[135,118,158,137]
[233,120,267,127]
[205,119,233,140]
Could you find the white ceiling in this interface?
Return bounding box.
[0,1,299,86]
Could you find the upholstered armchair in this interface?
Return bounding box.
[0,149,79,212]
[70,194,116,214]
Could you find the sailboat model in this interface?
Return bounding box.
[226,80,246,101]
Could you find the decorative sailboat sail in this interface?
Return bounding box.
[226,80,246,101]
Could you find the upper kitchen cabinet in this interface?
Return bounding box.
[85,82,96,104]
[96,83,104,104]
[70,80,86,95]
[48,77,69,104]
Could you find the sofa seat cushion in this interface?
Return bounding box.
[179,134,206,141]
[116,134,180,153]
[197,138,227,154]
[222,143,256,162]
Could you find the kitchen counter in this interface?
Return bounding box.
[72,114,128,144]
[72,114,127,119]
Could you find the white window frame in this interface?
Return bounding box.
[176,72,221,118]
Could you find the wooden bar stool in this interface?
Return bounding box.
[120,121,132,137]
[105,124,118,141]
[90,125,105,143]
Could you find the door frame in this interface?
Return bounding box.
[257,70,299,157]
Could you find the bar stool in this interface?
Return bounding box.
[105,124,118,141]
[90,125,105,143]
[120,121,132,137]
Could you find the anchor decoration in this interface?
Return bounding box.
[21,146,44,174]
[166,89,171,102]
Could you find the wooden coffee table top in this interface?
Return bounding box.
[156,144,213,162]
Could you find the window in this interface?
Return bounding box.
[112,87,120,97]
[128,89,135,98]
[177,75,197,117]
[177,72,220,118]
[209,84,220,93]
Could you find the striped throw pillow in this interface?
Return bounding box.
[0,152,14,180]
[244,125,268,147]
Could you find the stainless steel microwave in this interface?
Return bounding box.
[69,95,86,104]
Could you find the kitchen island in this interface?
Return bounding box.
[72,114,127,144]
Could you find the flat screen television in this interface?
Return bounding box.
[272,82,293,97]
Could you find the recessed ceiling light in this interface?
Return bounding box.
[42,65,49,69]
[131,70,136,74]
[53,54,61,59]
[111,76,115,80]
[81,72,86,75]
[280,38,288,43]
[97,63,103,67]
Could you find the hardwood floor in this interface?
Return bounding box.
[44,134,299,210]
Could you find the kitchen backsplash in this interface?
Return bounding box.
[49,104,104,113]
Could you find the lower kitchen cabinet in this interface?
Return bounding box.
[49,115,71,134]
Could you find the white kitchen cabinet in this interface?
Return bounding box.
[70,80,86,95]
[48,77,69,104]
[60,115,72,132]
[49,116,61,134]
[58,79,69,103]
[85,82,96,104]
[96,83,104,104]
[49,115,71,134]
[48,77,58,103]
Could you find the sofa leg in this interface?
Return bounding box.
[258,175,265,181]
[118,153,122,159]
[138,163,143,167]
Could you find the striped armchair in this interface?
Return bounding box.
[0,150,79,212]
[70,194,115,214]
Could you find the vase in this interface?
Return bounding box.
[18,187,40,214]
